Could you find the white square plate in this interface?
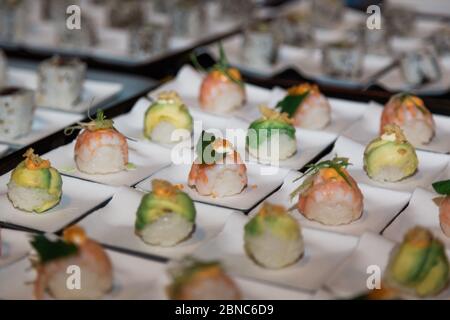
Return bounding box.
[79,186,233,259]
[0,249,166,300]
[135,162,289,211]
[343,102,450,154]
[8,67,123,113]
[0,174,116,233]
[258,170,412,236]
[322,136,450,192]
[0,108,83,146]
[324,232,450,299]
[383,188,450,248]
[44,140,172,187]
[0,229,30,268]
[192,212,358,291]
[0,144,8,156]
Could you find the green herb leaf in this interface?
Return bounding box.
[195,131,227,165]
[275,92,310,118]
[432,179,450,195]
[30,235,78,264]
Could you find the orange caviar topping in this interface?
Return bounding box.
[152,179,178,197]
[287,83,319,96]
[63,226,87,246]
[24,149,51,170]
[259,202,287,217]
[210,68,242,83]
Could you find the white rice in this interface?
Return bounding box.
[245,229,304,269]
[149,121,178,144]
[401,120,434,146]
[76,145,126,174]
[302,189,362,226]
[138,212,194,247]
[47,264,112,299]
[194,165,246,197]
[369,165,412,183]
[206,83,245,113]
[7,181,57,213]
[297,104,331,130]
[248,133,297,164]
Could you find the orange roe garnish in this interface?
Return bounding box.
[287,83,319,96]
[63,225,87,246]
[24,149,51,170]
[259,202,287,217]
[152,179,178,197]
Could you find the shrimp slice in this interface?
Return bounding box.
[439,196,450,237]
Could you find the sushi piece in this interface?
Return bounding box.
[322,40,364,80]
[188,131,247,197]
[399,50,441,88]
[31,226,113,299]
[70,110,129,175]
[144,91,193,144]
[167,258,241,300]
[0,87,35,139]
[36,56,86,110]
[0,50,6,87]
[135,179,196,247]
[364,124,418,182]
[7,148,62,213]
[244,202,304,269]
[241,21,279,69]
[432,179,450,237]
[247,105,297,163]
[275,83,331,130]
[199,44,246,114]
[385,226,449,297]
[380,93,435,146]
[292,156,364,226]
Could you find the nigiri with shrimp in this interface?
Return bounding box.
[188,131,247,198]
[432,179,450,237]
[244,202,304,269]
[67,110,129,175]
[144,91,193,144]
[247,105,297,164]
[275,83,331,130]
[31,226,113,299]
[135,179,196,247]
[292,156,364,226]
[7,148,62,213]
[198,44,246,114]
[380,93,435,146]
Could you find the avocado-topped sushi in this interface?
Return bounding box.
[292,156,364,226]
[36,56,86,110]
[432,179,450,237]
[7,148,62,213]
[188,131,247,197]
[385,226,449,298]
[69,110,128,175]
[276,83,331,130]
[247,105,297,164]
[199,44,246,114]
[167,258,241,300]
[0,86,35,139]
[380,93,435,146]
[364,124,418,182]
[32,225,113,299]
[244,203,304,269]
[144,91,193,144]
[135,179,196,247]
